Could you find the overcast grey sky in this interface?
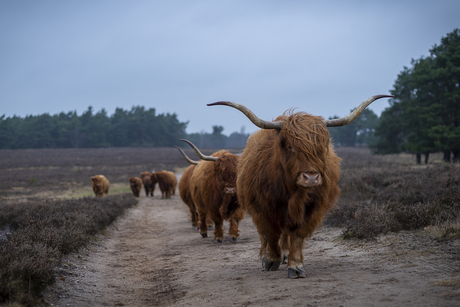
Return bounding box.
[1,1,459,135]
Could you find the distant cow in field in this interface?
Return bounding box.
[183,139,244,243]
[208,95,392,278]
[129,177,143,197]
[152,171,177,199]
[91,175,110,197]
[140,171,154,197]
[176,146,214,230]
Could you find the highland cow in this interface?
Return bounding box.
[176,146,214,229]
[208,95,392,278]
[129,177,143,197]
[152,171,177,199]
[183,139,245,243]
[91,175,110,197]
[140,171,154,197]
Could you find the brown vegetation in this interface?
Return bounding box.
[0,194,137,306]
[0,146,459,306]
[326,147,460,240]
[0,147,229,203]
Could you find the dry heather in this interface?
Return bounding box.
[326,148,460,240]
[0,194,137,306]
[0,146,459,306]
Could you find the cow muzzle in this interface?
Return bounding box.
[224,187,236,195]
[297,172,322,187]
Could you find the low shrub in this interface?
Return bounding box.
[0,194,137,306]
[326,159,460,240]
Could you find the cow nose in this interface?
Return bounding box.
[303,173,319,181]
[300,172,321,187]
[225,187,236,194]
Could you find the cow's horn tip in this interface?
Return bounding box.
[207,101,231,107]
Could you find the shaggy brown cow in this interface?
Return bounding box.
[176,146,215,230]
[91,175,110,197]
[140,171,154,197]
[208,95,392,278]
[176,147,200,227]
[168,171,178,196]
[183,139,245,243]
[129,177,143,197]
[152,170,177,199]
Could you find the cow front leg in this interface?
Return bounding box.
[206,216,214,230]
[197,210,208,238]
[287,235,306,279]
[213,219,224,243]
[279,231,290,264]
[188,206,198,228]
[227,217,240,243]
[259,233,282,271]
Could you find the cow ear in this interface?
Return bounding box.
[279,136,289,150]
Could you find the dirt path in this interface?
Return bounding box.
[44,194,460,307]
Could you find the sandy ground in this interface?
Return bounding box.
[43,192,460,307]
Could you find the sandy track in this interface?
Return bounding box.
[44,194,460,307]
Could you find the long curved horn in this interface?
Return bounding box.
[324,95,394,127]
[175,146,199,165]
[207,101,282,130]
[180,139,218,162]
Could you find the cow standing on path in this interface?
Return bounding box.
[152,171,177,199]
[140,171,154,197]
[208,95,392,278]
[175,147,200,227]
[129,177,143,197]
[183,140,244,243]
[176,146,215,230]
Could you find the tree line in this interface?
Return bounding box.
[1,29,458,158]
[0,106,250,149]
[371,28,460,163]
[0,103,376,150]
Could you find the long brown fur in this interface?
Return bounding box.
[236,112,341,276]
[152,170,177,199]
[140,171,154,196]
[189,150,245,242]
[91,175,110,197]
[179,165,199,226]
[129,177,143,197]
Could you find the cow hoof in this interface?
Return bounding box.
[227,237,237,244]
[287,267,307,279]
[262,257,281,271]
[201,233,208,238]
[282,253,288,264]
[215,238,224,243]
[208,225,214,230]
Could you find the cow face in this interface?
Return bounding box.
[92,176,101,187]
[275,112,330,188]
[214,153,238,195]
